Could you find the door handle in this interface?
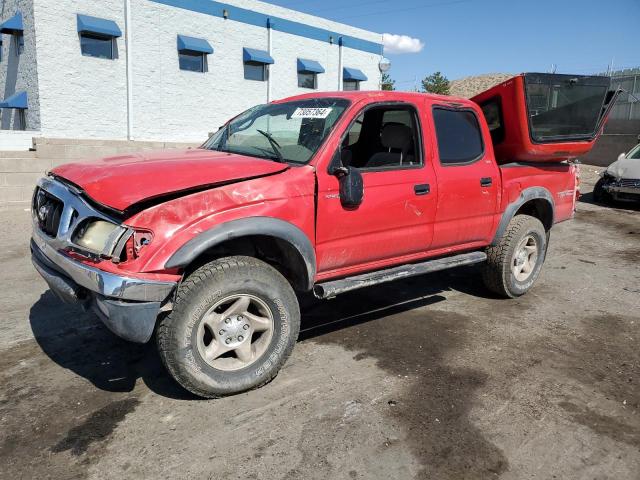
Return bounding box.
[480,177,493,187]
[414,184,430,195]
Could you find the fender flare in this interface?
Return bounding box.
[165,217,316,290]
[491,187,555,246]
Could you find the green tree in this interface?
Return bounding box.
[381,72,395,91]
[421,71,450,95]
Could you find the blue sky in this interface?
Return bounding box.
[267,0,640,90]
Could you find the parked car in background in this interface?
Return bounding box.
[594,140,640,204]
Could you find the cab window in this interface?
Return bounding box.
[432,107,484,165]
[340,105,422,170]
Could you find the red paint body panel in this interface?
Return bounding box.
[315,95,438,273]
[51,149,288,211]
[471,74,610,164]
[50,89,586,285]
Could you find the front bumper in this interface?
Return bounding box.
[602,177,640,199]
[31,236,176,343]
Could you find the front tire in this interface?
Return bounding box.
[482,215,547,298]
[157,256,300,398]
[593,177,612,204]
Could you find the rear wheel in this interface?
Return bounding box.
[157,256,300,398]
[482,215,547,298]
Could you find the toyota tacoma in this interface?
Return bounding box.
[31,73,618,397]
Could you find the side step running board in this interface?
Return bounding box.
[313,251,487,299]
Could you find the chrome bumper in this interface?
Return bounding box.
[31,232,175,302]
[31,237,176,343]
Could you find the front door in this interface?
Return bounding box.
[315,101,437,278]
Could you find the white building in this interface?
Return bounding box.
[0,0,384,146]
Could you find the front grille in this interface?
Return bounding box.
[33,187,64,237]
[617,178,640,188]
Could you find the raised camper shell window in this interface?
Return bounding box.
[76,14,122,60]
[524,73,611,143]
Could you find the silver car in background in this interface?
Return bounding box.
[594,140,640,204]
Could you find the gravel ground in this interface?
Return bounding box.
[0,165,638,480]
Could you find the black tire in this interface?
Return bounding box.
[593,177,611,204]
[482,215,547,298]
[157,256,300,398]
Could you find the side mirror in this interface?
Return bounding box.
[333,165,363,208]
[618,152,626,161]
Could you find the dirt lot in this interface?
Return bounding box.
[0,166,638,480]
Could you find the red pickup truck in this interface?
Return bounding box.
[31,73,617,398]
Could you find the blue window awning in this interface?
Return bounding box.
[177,35,213,54]
[0,91,28,109]
[77,14,122,38]
[243,48,274,65]
[343,68,368,82]
[297,58,325,74]
[0,12,23,35]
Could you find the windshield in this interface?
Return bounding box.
[202,98,350,164]
[524,74,610,142]
[627,143,640,159]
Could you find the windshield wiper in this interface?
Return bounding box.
[257,129,284,163]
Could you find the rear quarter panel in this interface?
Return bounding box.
[499,162,578,224]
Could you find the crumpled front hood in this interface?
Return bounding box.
[51,149,288,212]
[606,157,640,179]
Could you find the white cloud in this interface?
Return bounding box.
[382,33,425,55]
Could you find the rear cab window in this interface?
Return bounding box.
[432,107,484,165]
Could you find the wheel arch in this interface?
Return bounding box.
[165,217,316,292]
[492,187,554,246]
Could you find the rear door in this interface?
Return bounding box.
[428,104,500,249]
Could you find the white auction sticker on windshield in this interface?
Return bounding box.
[291,107,333,119]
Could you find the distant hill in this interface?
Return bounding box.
[449,73,514,99]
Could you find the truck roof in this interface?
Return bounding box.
[276,90,473,106]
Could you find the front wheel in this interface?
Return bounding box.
[593,177,612,204]
[157,256,300,398]
[482,215,548,298]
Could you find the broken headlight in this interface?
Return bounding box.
[73,220,120,252]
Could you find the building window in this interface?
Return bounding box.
[80,33,114,59]
[76,14,122,60]
[242,48,273,82]
[0,12,24,57]
[298,72,317,89]
[179,51,205,72]
[297,58,324,90]
[177,35,212,73]
[343,80,360,91]
[15,35,24,56]
[16,109,26,131]
[244,62,266,81]
[343,67,367,91]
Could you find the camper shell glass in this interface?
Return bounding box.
[524,73,611,143]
